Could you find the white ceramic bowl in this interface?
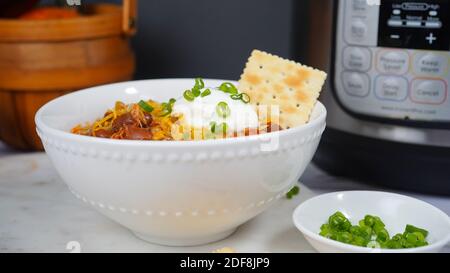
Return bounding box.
[293,191,450,253]
[35,78,326,246]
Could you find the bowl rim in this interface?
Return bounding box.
[292,190,450,253]
[35,78,327,147]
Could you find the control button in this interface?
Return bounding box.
[406,20,422,28]
[413,53,449,77]
[388,19,403,27]
[376,50,409,75]
[351,0,368,12]
[343,47,372,71]
[425,33,437,45]
[425,21,442,29]
[429,10,438,16]
[344,0,379,46]
[342,72,370,97]
[375,76,408,101]
[411,79,447,105]
[393,9,401,15]
[350,19,368,39]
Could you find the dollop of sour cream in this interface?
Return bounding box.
[172,87,259,133]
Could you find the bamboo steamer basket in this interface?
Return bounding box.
[0,0,137,150]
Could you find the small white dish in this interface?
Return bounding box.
[35,78,327,246]
[293,191,450,253]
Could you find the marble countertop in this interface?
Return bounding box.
[0,151,449,253]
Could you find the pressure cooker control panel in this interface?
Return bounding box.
[334,0,450,123]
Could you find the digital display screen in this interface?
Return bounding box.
[378,0,450,50]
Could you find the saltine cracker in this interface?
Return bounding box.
[238,49,327,129]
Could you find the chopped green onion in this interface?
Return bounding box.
[376,228,390,243]
[328,212,351,232]
[138,100,154,113]
[336,232,353,244]
[183,90,195,101]
[319,212,430,249]
[349,225,362,236]
[192,87,201,97]
[364,215,376,227]
[218,82,238,95]
[413,231,425,242]
[218,82,251,103]
[286,185,300,199]
[352,236,366,247]
[230,93,243,100]
[386,239,402,249]
[210,121,217,133]
[405,233,419,245]
[319,224,332,237]
[195,78,205,89]
[391,233,403,241]
[216,101,231,119]
[240,93,251,103]
[404,224,429,237]
[201,88,211,97]
[373,222,386,233]
[367,241,381,248]
[183,78,206,102]
[159,108,171,117]
[159,98,176,117]
[230,92,250,104]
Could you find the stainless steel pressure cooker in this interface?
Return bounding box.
[307,0,450,195]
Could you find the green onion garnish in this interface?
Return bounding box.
[201,88,211,97]
[367,241,381,248]
[230,92,251,104]
[159,98,176,117]
[210,121,217,133]
[183,78,205,102]
[222,81,250,104]
[211,121,228,135]
[138,100,154,113]
[319,212,430,249]
[240,93,251,103]
[286,185,300,199]
[376,228,390,243]
[192,86,201,97]
[190,78,205,98]
[218,82,238,95]
[159,108,171,117]
[216,101,231,119]
[230,93,243,100]
[195,78,205,89]
[183,90,195,101]
[328,212,351,231]
[404,224,429,237]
